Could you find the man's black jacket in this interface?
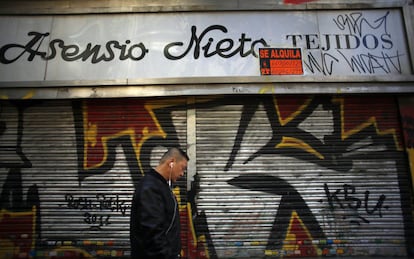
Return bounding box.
[130,169,181,259]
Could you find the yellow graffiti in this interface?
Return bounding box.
[22,90,35,99]
[276,136,324,160]
[82,98,189,174]
[282,210,318,257]
[173,187,210,258]
[259,85,275,94]
[407,148,414,191]
[85,123,98,148]
[0,90,35,100]
[186,202,209,258]
[274,96,313,126]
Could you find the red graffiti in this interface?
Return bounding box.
[274,95,313,126]
[0,207,36,258]
[283,211,318,257]
[174,188,209,259]
[180,205,209,259]
[334,97,402,150]
[398,100,414,148]
[82,99,165,171]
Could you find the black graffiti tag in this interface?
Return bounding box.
[323,183,387,225]
[64,193,130,230]
[333,11,390,36]
[286,11,402,75]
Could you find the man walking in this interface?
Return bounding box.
[130,147,189,259]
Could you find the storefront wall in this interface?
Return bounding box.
[194,95,411,257]
[0,95,413,258]
[1,0,414,258]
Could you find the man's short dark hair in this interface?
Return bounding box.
[160,147,189,162]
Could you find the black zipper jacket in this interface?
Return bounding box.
[130,169,180,259]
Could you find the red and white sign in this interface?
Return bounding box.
[260,48,303,75]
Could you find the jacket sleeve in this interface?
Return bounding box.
[139,185,170,258]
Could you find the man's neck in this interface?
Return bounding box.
[155,165,169,182]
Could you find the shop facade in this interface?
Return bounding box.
[1,0,414,258]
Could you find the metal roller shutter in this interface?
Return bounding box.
[194,95,412,258]
[0,98,189,258]
[1,95,413,258]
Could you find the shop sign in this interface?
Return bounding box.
[0,10,410,82]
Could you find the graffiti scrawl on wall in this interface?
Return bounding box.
[0,95,413,258]
[194,95,411,257]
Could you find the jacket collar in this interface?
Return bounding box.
[148,168,168,186]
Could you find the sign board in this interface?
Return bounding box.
[259,48,303,75]
[0,10,410,82]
